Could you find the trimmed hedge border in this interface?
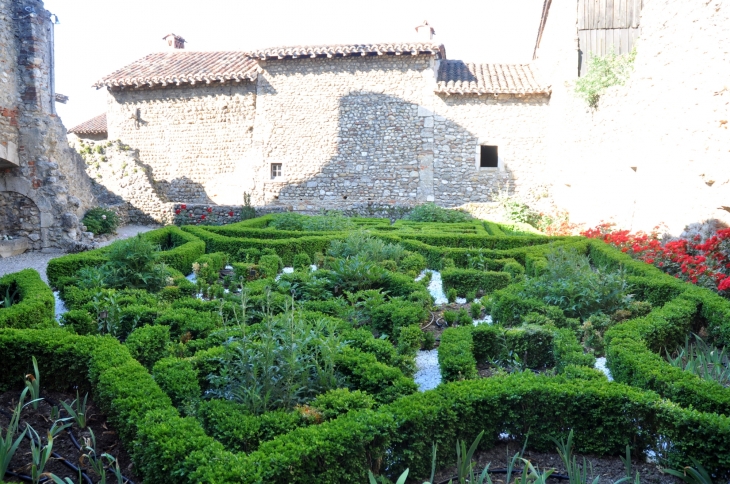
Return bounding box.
[0,269,55,329]
[4,329,728,484]
[47,226,204,287]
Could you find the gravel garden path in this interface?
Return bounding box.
[0,224,158,283]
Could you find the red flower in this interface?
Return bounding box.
[201,215,206,220]
[207,207,213,213]
[175,209,181,214]
[189,213,193,217]
[228,211,234,217]
[181,204,187,210]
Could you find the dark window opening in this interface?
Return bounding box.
[480,145,498,168]
[271,163,282,179]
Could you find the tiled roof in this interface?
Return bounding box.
[435,61,550,95]
[93,52,258,89]
[247,42,445,60]
[68,113,107,135]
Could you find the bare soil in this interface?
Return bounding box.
[0,389,138,483]
[422,301,484,346]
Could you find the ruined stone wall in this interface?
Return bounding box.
[0,0,95,251]
[0,1,20,167]
[538,0,730,234]
[106,82,257,204]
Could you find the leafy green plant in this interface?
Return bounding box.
[406,203,473,223]
[0,283,19,308]
[82,207,119,235]
[422,331,436,350]
[575,48,636,108]
[103,235,169,291]
[27,419,72,484]
[208,307,345,414]
[664,458,713,484]
[470,302,483,319]
[24,355,41,410]
[330,255,387,293]
[328,233,407,264]
[447,288,458,304]
[74,428,126,484]
[666,334,730,386]
[60,390,89,429]
[1,388,29,478]
[551,430,615,484]
[521,248,631,320]
[443,310,458,325]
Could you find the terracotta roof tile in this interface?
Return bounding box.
[93,52,258,89]
[436,61,550,95]
[247,42,445,60]
[68,113,106,135]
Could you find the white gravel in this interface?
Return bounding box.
[0,225,158,283]
[594,357,613,380]
[414,349,441,391]
[416,269,448,306]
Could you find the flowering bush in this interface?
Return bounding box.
[583,223,730,295]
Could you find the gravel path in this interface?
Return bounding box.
[0,225,159,283]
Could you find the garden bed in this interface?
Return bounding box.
[0,389,138,483]
[0,209,727,482]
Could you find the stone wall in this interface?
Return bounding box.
[429,93,549,206]
[102,54,549,216]
[107,82,258,204]
[251,55,432,208]
[70,138,173,225]
[537,0,730,233]
[0,0,19,167]
[0,0,95,251]
[0,191,41,249]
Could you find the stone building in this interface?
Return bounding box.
[82,32,550,213]
[78,0,730,232]
[0,0,94,252]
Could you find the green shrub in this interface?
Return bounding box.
[575,48,636,108]
[443,310,458,325]
[447,287,457,303]
[422,331,436,350]
[400,252,427,275]
[396,325,423,356]
[328,233,407,264]
[193,252,227,284]
[311,388,375,420]
[60,309,95,335]
[471,324,502,362]
[82,207,119,235]
[152,357,200,410]
[406,203,472,223]
[126,325,170,370]
[258,254,283,278]
[197,399,307,453]
[504,325,555,369]
[521,247,631,320]
[293,252,312,269]
[442,268,512,298]
[370,300,426,337]
[270,212,305,231]
[0,269,55,329]
[439,326,477,381]
[335,347,417,404]
[302,212,356,232]
[155,308,221,340]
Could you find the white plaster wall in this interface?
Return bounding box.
[540,0,730,233]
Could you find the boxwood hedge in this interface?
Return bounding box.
[0,269,55,329]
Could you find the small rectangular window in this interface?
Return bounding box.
[480,145,499,168]
[271,163,282,179]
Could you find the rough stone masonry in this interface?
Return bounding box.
[0,0,95,251]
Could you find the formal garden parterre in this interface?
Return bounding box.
[1,208,730,483]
